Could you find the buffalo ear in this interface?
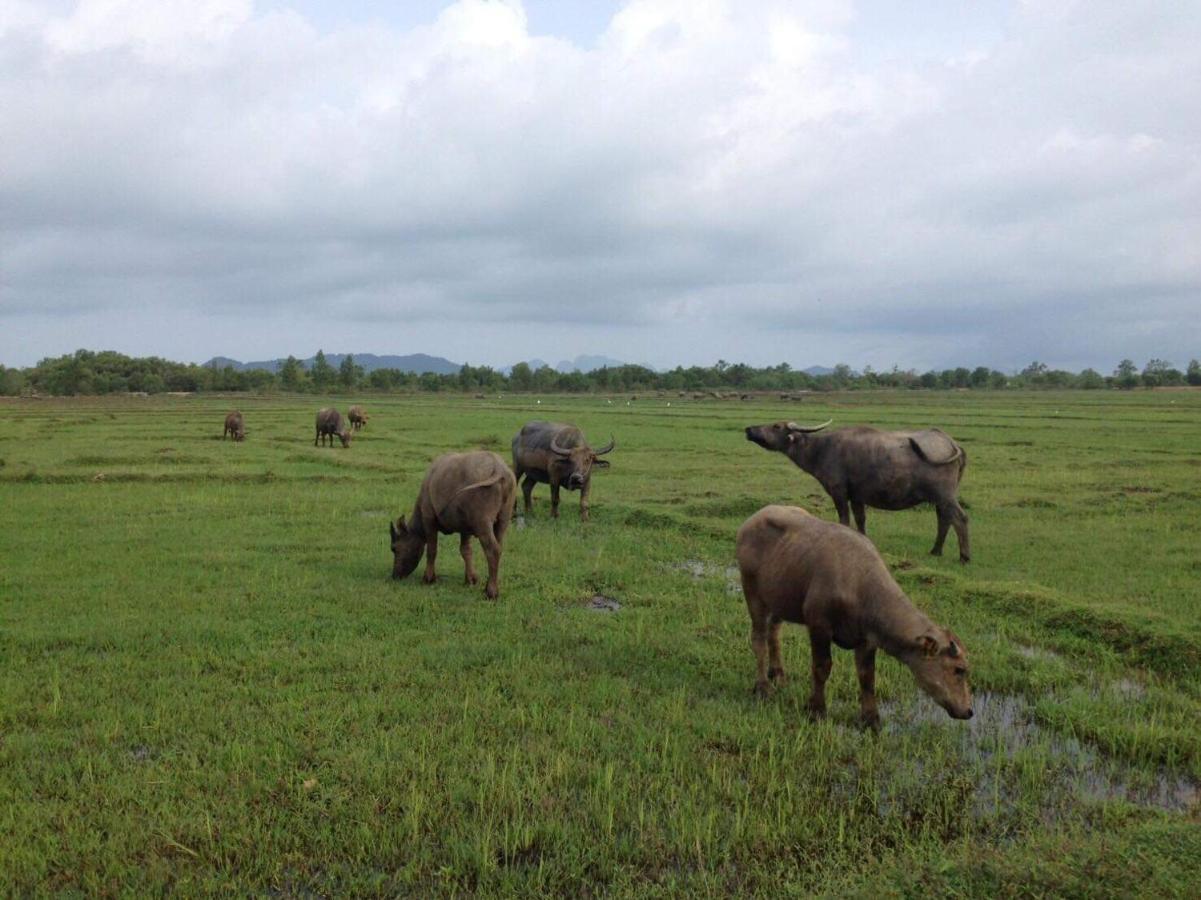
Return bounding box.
[946,640,961,658]
[916,634,940,658]
[592,458,610,469]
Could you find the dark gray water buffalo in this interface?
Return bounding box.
[511,421,614,521]
[745,420,970,562]
[315,407,352,448]
[222,411,245,441]
[737,504,973,727]
[390,451,516,599]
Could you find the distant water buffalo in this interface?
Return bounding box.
[511,421,614,521]
[348,405,369,430]
[390,451,516,599]
[222,411,245,441]
[745,420,970,562]
[315,408,352,448]
[737,505,973,726]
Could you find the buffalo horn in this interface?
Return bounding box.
[594,436,615,455]
[785,419,832,433]
[549,435,573,456]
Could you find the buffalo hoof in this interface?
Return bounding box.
[959,556,971,564]
[752,682,772,700]
[768,667,787,684]
[859,711,881,732]
[805,701,827,722]
[929,547,944,557]
[465,572,479,585]
[421,572,437,585]
[484,585,499,600]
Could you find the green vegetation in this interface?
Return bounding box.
[1,390,1199,895]
[4,349,1201,396]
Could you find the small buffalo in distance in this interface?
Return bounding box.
[222,411,245,441]
[745,420,970,562]
[511,421,614,521]
[348,405,369,431]
[737,504,973,727]
[315,407,352,448]
[390,451,516,600]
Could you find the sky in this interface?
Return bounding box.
[1,0,1198,373]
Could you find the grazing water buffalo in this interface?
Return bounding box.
[745,420,970,562]
[390,451,516,599]
[348,405,369,430]
[315,408,352,448]
[222,411,245,441]
[511,421,614,521]
[737,505,973,727]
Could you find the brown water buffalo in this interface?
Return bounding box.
[315,407,352,447]
[745,420,970,562]
[390,451,516,599]
[737,504,973,727]
[348,405,369,430]
[222,411,245,441]
[511,421,614,521]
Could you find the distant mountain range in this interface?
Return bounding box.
[203,353,837,378]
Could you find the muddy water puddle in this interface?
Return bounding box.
[585,594,621,612]
[671,559,742,596]
[881,691,1199,816]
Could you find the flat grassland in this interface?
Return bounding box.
[2,390,1199,896]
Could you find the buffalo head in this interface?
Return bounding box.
[549,433,614,489]
[906,628,973,720]
[744,420,831,452]
[389,516,423,579]
[338,428,352,448]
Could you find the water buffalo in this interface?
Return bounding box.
[511,421,614,521]
[315,407,352,448]
[737,504,973,727]
[222,411,245,441]
[745,420,970,562]
[390,451,516,599]
[348,405,369,430]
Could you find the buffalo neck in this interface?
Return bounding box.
[863,583,935,660]
[788,432,829,473]
[408,499,429,540]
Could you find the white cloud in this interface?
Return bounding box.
[1,0,1198,371]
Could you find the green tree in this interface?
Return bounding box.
[1077,368,1104,389]
[310,350,335,389]
[1187,359,1201,386]
[279,356,304,391]
[339,354,362,389]
[1114,359,1139,389]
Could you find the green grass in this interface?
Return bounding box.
[1,389,1199,896]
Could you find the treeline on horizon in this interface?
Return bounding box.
[2,349,1199,397]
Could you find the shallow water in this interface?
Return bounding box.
[882,691,1199,816]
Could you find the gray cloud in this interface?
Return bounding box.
[1,0,1199,372]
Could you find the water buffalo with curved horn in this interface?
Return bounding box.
[511,421,615,521]
[222,411,245,441]
[744,420,970,562]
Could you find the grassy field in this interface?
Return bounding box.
[2,389,1199,896]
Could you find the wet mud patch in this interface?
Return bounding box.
[670,559,742,596]
[1015,644,1062,662]
[585,594,621,612]
[1004,497,1058,509]
[881,691,1199,818]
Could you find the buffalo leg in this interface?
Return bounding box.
[549,478,561,519]
[579,478,591,522]
[807,631,833,720]
[479,526,502,600]
[832,494,851,527]
[422,532,438,584]
[521,475,536,516]
[750,620,771,698]
[851,500,867,534]
[460,533,478,585]
[767,619,786,683]
[855,646,879,729]
[948,501,970,563]
[314,429,320,446]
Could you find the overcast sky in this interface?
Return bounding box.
[2,0,1198,372]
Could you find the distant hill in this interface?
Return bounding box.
[203,353,461,375]
[504,354,644,374]
[803,365,834,376]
